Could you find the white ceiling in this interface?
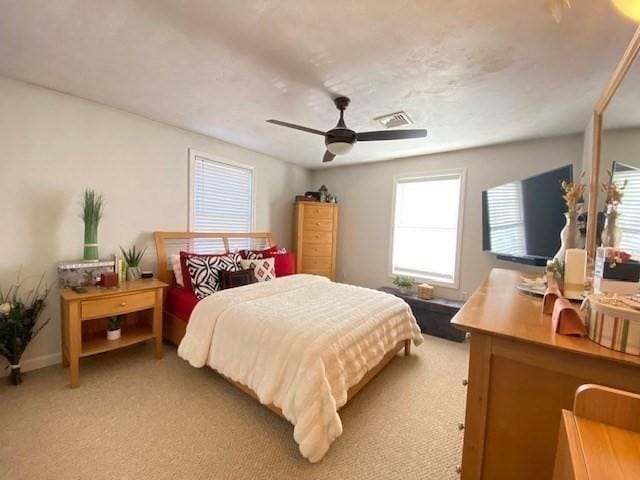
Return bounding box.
[0,0,637,169]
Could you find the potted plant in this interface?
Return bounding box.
[81,189,104,261]
[0,274,50,385]
[120,245,146,281]
[107,315,122,340]
[393,275,415,294]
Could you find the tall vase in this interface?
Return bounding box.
[83,223,99,261]
[554,211,580,263]
[601,204,621,248]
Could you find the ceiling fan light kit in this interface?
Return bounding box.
[267,96,427,164]
[612,0,640,22]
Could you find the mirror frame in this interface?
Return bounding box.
[585,26,640,258]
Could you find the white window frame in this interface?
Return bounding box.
[388,169,466,289]
[188,148,256,232]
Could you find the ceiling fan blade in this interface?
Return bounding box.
[266,119,326,136]
[356,129,427,141]
[322,151,336,163]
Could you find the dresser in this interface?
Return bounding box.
[451,269,640,480]
[293,201,338,280]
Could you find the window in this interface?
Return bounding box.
[189,149,254,247]
[611,163,640,257]
[390,171,465,287]
[486,181,526,256]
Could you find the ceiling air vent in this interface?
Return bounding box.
[374,111,414,129]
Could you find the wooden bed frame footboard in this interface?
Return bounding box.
[153,231,413,422]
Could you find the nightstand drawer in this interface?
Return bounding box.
[81,291,156,319]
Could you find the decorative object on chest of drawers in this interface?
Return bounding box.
[59,279,167,388]
[293,200,338,280]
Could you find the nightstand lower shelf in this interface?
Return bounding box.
[81,324,155,357]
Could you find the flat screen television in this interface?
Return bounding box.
[482,165,573,266]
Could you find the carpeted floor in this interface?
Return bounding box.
[0,335,468,480]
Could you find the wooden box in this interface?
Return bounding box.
[417,283,434,300]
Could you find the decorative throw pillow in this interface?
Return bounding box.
[186,252,242,299]
[220,268,257,290]
[240,257,276,282]
[239,245,279,260]
[264,251,296,277]
[169,254,184,287]
[180,251,228,293]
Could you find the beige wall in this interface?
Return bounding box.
[312,135,584,300]
[0,76,311,372]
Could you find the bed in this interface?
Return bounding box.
[154,231,423,462]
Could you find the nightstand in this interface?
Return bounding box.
[59,279,167,388]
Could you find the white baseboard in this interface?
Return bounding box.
[0,352,61,377]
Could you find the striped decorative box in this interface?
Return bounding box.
[584,295,640,356]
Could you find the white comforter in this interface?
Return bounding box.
[178,274,423,462]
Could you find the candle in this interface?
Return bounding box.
[564,249,587,298]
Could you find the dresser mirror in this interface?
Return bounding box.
[585,27,640,259]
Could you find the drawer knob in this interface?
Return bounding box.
[119,302,127,307]
[458,423,465,431]
[462,379,468,386]
[316,222,320,226]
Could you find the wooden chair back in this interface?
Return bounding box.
[574,384,640,433]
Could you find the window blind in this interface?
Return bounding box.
[190,153,253,249]
[486,181,526,256]
[612,165,640,257]
[391,173,463,285]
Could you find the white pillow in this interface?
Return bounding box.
[169,254,184,287]
[240,257,276,282]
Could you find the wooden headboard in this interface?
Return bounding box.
[153,231,274,285]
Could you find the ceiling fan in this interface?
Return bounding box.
[266,96,427,163]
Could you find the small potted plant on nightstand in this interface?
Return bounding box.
[120,245,146,281]
[393,275,415,294]
[107,315,122,341]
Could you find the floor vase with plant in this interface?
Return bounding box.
[0,274,50,385]
[81,189,104,262]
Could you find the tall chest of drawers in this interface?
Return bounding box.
[293,201,338,280]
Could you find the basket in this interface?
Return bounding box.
[583,294,640,356]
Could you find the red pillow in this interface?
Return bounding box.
[179,251,229,293]
[239,245,279,260]
[265,252,296,277]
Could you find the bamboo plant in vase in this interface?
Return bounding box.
[555,173,586,263]
[81,189,104,261]
[600,170,627,248]
[120,245,146,281]
[0,274,50,385]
